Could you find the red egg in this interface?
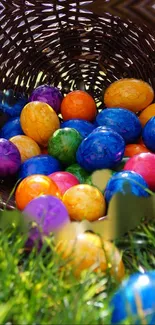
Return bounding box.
[48,171,80,195]
[124,152,155,191]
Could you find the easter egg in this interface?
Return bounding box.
[0,138,21,177]
[56,232,125,279]
[104,79,154,112]
[139,103,155,127]
[0,89,27,117]
[95,108,142,144]
[142,117,155,152]
[111,271,155,324]
[48,171,79,195]
[124,152,155,191]
[23,195,69,234]
[20,101,60,147]
[15,174,61,210]
[10,135,41,162]
[65,163,90,183]
[61,90,97,122]
[62,184,106,221]
[104,170,149,203]
[61,119,95,139]
[0,117,24,139]
[125,144,150,157]
[48,128,82,166]
[76,129,125,171]
[29,85,63,114]
[18,155,61,180]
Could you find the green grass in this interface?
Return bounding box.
[1,211,155,325]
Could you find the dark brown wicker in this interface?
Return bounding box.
[0,0,155,210]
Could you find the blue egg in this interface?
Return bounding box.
[95,108,142,144]
[61,119,95,139]
[104,170,149,202]
[142,117,155,152]
[76,129,125,172]
[0,117,24,139]
[111,271,155,324]
[0,89,27,117]
[18,155,62,180]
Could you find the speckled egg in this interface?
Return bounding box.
[29,85,63,114]
[95,108,142,144]
[124,152,155,191]
[105,170,149,203]
[20,101,60,147]
[18,154,61,180]
[142,117,155,152]
[65,163,90,183]
[76,129,125,171]
[48,171,79,195]
[48,128,82,166]
[62,184,106,221]
[61,119,95,139]
[0,138,21,177]
[0,117,24,139]
[23,195,70,234]
[10,135,41,162]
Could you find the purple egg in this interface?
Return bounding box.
[0,138,21,177]
[29,85,63,114]
[23,195,70,235]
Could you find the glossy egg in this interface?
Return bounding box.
[29,85,63,114]
[95,108,142,144]
[48,128,82,166]
[0,117,24,139]
[124,152,155,191]
[125,144,150,157]
[15,174,61,210]
[61,119,95,139]
[139,103,155,127]
[105,170,149,203]
[56,232,125,279]
[111,271,155,324]
[20,101,60,147]
[10,135,41,162]
[62,184,106,221]
[61,90,97,122]
[48,171,79,195]
[104,79,154,112]
[65,163,90,183]
[0,138,21,177]
[23,195,69,234]
[18,154,61,180]
[142,117,155,152]
[76,129,125,171]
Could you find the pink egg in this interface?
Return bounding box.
[124,152,155,191]
[48,171,80,195]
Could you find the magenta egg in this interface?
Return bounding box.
[0,138,21,177]
[48,171,80,195]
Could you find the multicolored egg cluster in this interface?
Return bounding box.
[0,79,155,277]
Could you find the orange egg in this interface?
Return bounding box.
[61,90,97,122]
[125,144,150,157]
[138,137,147,148]
[20,101,60,147]
[139,103,155,127]
[10,135,41,162]
[56,232,125,280]
[15,174,61,210]
[62,184,106,221]
[104,78,154,112]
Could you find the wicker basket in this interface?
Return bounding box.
[0,0,155,210]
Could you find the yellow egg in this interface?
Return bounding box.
[104,78,154,112]
[10,135,41,162]
[62,184,106,221]
[56,232,125,280]
[20,101,60,147]
[139,103,155,127]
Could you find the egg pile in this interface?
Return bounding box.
[0,79,155,277]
